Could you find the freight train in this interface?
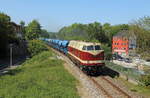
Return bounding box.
[43,39,105,74]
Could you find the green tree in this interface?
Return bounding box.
[0,13,13,34]
[133,16,150,30]
[49,32,57,39]
[28,40,48,56]
[58,23,88,40]
[86,22,108,43]
[101,44,112,60]
[19,21,25,39]
[129,25,150,59]
[0,13,15,57]
[103,23,129,46]
[129,16,150,59]
[40,29,50,38]
[25,20,41,40]
[20,21,25,27]
[102,23,112,45]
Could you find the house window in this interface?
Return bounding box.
[122,47,126,50]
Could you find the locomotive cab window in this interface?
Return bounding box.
[83,45,101,50]
[87,45,94,50]
[95,45,101,50]
[82,46,87,50]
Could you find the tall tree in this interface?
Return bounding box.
[20,21,25,27]
[133,16,150,30]
[0,13,15,57]
[40,29,50,38]
[103,23,129,46]
[58,23,88,40]
[86,22,108,43]
[25,20,41,40]
[19,21,26,39]
[129,16,150,59]
[0,13,13,34]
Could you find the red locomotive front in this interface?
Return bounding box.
[68,40,105,74]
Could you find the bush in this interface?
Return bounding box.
[101,44,112,60]
[27,40,48,56]
[139,74,150,86]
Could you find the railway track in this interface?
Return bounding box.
[90,77,113,98]
[90,76,131,98]
[50,47,135,98]
[101,76,131,98]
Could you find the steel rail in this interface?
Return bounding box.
[101,76,131,98]
[90,77,113,98]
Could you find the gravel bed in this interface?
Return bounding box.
[104,76,144,98]
[93,77,126,98]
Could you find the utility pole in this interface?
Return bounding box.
[10,44,13,67]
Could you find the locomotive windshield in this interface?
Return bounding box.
[95,45,101,50]
[82,45,101,50]
[87,45,94,50]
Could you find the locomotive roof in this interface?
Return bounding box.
[69,40,101,50]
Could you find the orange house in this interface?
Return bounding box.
[112,30,129,57]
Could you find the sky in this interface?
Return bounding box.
[0,0,150,32]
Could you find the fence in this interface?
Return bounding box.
[106,61,144,83]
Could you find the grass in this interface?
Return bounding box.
[0,51,80,98]
[117,77,150,98]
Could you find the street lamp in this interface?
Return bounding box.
[9,44,13,67]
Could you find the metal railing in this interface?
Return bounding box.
[106,61,144,81]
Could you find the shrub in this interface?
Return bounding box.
[139,74,150,86]
[27,40,48,56]
[101,44,112,60]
